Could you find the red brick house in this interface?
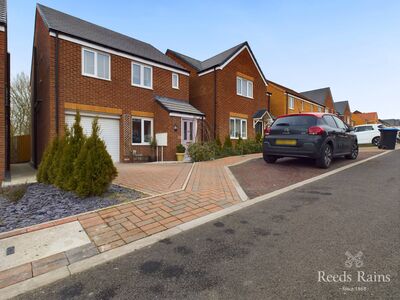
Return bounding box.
[300,87,336,114]
[31,4,204,165]
[0,0,9,182]
[334,100,352,125]
[167,42,271,142]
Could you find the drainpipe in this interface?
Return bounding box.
[55,33,59,135]
[267,92,271,112]
[213,67,217,140]
[285,93,289,115]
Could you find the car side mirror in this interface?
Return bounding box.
[346,126,354,132]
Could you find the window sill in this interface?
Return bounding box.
[131,83,153,90]
[172,86,179,90]
[230,137,248,140]
[236,93,253,99]
[82,73,111,81]
[132,143,151,146]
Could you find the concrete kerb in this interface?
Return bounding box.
[0,150,394,299]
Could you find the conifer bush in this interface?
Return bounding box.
[73,118,117,197]
[36,137,60,184]
[56,112,85,190]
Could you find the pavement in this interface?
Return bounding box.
[12,150,399,299]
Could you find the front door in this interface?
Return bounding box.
[182,119,195,146]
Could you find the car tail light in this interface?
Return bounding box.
[308,126,325,135]
[264,126,271,137]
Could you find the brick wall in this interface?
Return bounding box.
[33,11,190,163]
[168,48,268,142]
[0,29,5,181]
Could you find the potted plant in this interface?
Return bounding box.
[176,144,186,161]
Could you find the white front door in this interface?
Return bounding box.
[182,119,196,146]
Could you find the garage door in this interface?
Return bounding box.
[65,114,120,162]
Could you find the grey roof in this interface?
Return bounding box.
[253,109,268,119]
[168,42,246,72]
[0,0,6,25]
[379,119,400,126]
[334,101,349,115]
[167,42,267,84]
[36,4,186,71]
[155,96,205,116]
[301,87,332,106]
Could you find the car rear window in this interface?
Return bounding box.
[272,116,317,128]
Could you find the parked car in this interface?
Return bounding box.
[353,124,384,146]
[263,113,358,168]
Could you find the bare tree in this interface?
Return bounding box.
[10,72,31,136]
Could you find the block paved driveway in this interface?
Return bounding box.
[78,154,260,253]
[114,163,193,195]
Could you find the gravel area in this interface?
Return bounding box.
[0,183,143,233]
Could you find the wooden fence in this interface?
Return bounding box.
[11,135,31,163]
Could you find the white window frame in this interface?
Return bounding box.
[131,62,153,89]
[301,100,304,111]
[325,108,329,113]
[172,73,179,89]
[288,96,295,110]
[82,48,111,80]
[318,106,322,112]
[236,76,253,99]
[229,117,247,139]
[131,117,154,145]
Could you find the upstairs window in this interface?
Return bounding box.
[82,48,110,80]
[132,62,153,89]
[288,96,294,110]
[236,77,253,98]
[172,73,179,89]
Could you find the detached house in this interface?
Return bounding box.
[167,42,270,141]
[334,100,352,125]
[0,0,9,182]
[31,4,204,164]
[300,87,335,114]
[351,111,379,126]
[267,80,325,117]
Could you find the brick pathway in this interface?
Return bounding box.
[114,162,193,195]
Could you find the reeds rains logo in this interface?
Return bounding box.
[317,251,391,284]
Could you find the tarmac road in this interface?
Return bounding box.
[17,150,400,299]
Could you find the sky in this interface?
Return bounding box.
[7,0,400,119]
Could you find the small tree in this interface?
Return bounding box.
[73,118,117,197]
[49,127,70,185]
[37,137,60,184]
[56,112,85,190]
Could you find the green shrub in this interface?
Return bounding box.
[223,135,232,149]
[49,127,70,186]
[37,137,60,184]
[242,139,262,154]
[56,112,85,190]
[187,142,215,162]
[176,143,186,153]
[215,137,222,150]
[255,132,263,143]
[73,118,117,197]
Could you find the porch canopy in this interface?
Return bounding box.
[253,109,274,127]
[155,96,205,117]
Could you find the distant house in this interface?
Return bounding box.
[167,42,270,140]
[334,101,352,125]
[267,80,325,117]
[300,87,335,114]
[379,119,400,127]
[0,0,9,183]
[31,4,203,164]
[352,111,379,126]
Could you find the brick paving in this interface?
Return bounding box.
[114,162,193,195]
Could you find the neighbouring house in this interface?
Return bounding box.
[351,111,379,126]
[379,119,400,127]
[31,4,204,164]
[0,0,9,183]
[166,42,271,141]
[300,87,336,114]
[334,100,352,125]
[266,80,325,117]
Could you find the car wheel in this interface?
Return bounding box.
[372,136,380,146]
[345,143,358,159]
[264,155,278,164]
[316,144,333,169]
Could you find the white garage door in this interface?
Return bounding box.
[65,113,120,162]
